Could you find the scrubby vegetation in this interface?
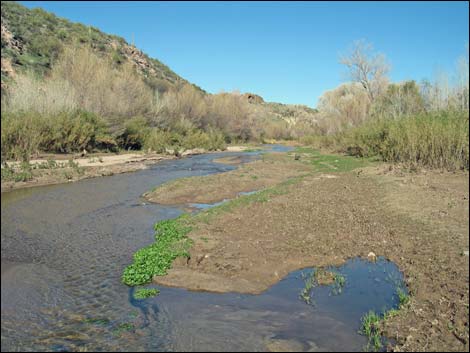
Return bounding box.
[1,2,321,164]
[302,40,469,171]
[1,2,468,173]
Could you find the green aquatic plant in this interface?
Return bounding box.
[122,217,192,286]
[112,322,135,336]
[360,287,411,352]
[361,311,382,352]
[299,271,316,305]
[332,273,346,295]
[300,269,346,303]
[397,287,410,308]
[134,288,160,299]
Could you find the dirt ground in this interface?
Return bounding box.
[151,156,469,351]
[144,152,313,205]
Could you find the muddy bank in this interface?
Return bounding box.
[144,152,312,205]
[1,153,172,192]
[154,165,469,351]
[1,146,254,192]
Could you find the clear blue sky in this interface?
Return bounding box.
[21,1,469,107]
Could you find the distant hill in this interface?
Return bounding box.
[1,1,205,93]
[1,1,317,128]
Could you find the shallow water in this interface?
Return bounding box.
[1,146,405,352]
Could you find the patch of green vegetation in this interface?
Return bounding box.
[397,287,410,308]
[134,288,160,299]
[361,311,383,352]
[299,268,347,305]
[299,271,316,305]
[68,158,84,175]
[343,111,469,171]
[32,159,59,169]
[332,273,346,295]
[244,148,262,152]
[1,161,33,182]
[360,288,410,351]
[122,217,193,286]
[383,308,400,320]
[112,322,135,336]
[292,147,375,173]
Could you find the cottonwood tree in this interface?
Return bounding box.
[340,40,390,102]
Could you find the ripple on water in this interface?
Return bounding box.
[1,146,405,352]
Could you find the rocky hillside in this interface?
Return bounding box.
[1,1,202,92]
[1,1,318,129]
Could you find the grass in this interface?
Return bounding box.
[68,158,84,175]
[397,287,410,308]
[361,311,383,352]
[332,273,346,295]
[134,288,160,299]
[360,287,410,352]
[299,268,347,305]
[1,162,33,182]
[299,271,316,305]
[122,217,193,286]
[291,147,375,173]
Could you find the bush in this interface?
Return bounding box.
[1,109,112,161]
[143,129,173,153]
[342,111,469,170]
[116,117,150,150]
[39,110,109,153]
[1,111,43,161]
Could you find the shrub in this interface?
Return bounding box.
[143,129,173,153]
[1,111,43,161]
[116,117,150,150]
[342,111,469,170]
[1,109,112,161]
[39,110,109,153]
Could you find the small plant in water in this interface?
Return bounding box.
[397,287,410,308]
[134,288,160,299]
[331,273,346,295]
[361,311,383,352]
[300,269,346,303]
[112,322,135,336]
[299,271,316,305]
[122,217,192,286]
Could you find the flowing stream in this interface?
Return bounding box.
[1,146,405,352]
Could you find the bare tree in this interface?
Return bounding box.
[455,44,469,112]
[340,40,390,102]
